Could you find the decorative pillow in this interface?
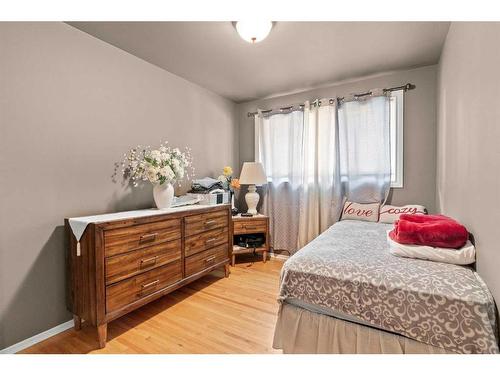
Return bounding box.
[341,201,380,222]
[379,204,426,224]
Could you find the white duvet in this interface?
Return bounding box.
[386,231,476,265]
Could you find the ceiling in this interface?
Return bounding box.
[68,22,450,103]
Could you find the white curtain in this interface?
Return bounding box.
[338,94,392,203]
[256,110,304,252]
[255,93,392,253]
[298,102,342,248]
[255,102,342,252]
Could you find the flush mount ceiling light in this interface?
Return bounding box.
[235,21,273,43]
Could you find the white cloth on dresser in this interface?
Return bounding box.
[68,205,219,241]
[68,205,219,256]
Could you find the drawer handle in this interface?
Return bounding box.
[205,238,217,244]
[244,226,259,230]
[204,255,216,263]
[140,233,158,242]
[140,256,159,266]
[204,220,216,226]
[141,279,160,289]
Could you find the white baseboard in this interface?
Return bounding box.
[270,252,289,260]
[0,319,74,354]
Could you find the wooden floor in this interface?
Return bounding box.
[21,256,284,354]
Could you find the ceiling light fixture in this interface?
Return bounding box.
[235,21,273,44]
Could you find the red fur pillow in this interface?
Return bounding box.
[389,214,469,249]
[341,201,380,222]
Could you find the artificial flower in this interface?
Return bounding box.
[230,178,240,190]
[122,142,193,186]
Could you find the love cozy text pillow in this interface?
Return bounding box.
[341,201,380,222]
[379,204,427,224]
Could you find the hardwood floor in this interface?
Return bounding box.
[21,256,284,354]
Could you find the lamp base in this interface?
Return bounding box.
[245,185,260,215]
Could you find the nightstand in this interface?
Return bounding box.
[231,214,270,266]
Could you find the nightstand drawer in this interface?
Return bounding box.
[185,226,228,257]
[185,244,228,277]
[233,220,267,234]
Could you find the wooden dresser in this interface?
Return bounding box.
[66,204,231,348]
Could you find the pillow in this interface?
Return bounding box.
[379,204,426,224]
[341,201,380,222]
[386,231,475,265]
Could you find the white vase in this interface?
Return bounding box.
[153,182,174,210]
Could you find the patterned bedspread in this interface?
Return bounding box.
[278,220,499,354]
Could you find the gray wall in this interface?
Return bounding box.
[437,23,500,306]
[237,65,439,212]
[0,22,238,349]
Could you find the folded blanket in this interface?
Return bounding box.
[397,213,449,223]
[389,214,468,249]
[190,177,224,193]
[387,230,476,265]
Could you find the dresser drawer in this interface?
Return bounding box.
[106,261,182,313]
[185,226,228,257]
[104,219,181,257]
[105,239,181,285]
[233,219,267,234]
[185,244,228,277]
[185,210,228,237]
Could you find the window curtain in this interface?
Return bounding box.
[255,92,392,254]
[255,110,304,252]
[298,101,342,248]
[255,101,342,253]
[338,92,392,203]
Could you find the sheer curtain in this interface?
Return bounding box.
[255,92,392,253]
[256,110,304,252]
[338,93,392,203]
[255,101,342,252]
[298,101,342,248]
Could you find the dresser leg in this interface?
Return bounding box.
[73,314,82,331]
[232,254,235,267]
[263,251,267,263]
[224,263,230,277]
[97,323,107,348]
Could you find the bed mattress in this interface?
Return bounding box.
[278,220,499,354]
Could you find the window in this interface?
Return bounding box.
[389,90,404,188]
[256,90,404,188]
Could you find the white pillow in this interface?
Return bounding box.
[379,204,426,224]
[386,231,475,265]
[341,201,380,222]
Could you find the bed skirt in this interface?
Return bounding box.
[273,303,454,354]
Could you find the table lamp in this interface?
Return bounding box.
[239,162,267,214]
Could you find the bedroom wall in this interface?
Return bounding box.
[437,23,500,307]
[237,65,438,212]
[0,22,238,350]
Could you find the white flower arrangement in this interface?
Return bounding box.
[122,142,193,187]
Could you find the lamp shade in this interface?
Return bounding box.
[239,162,267,186]
[235,21,273,44]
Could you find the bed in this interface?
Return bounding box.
[273,220,499,354]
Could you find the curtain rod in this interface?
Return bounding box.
[246,83,416,117]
